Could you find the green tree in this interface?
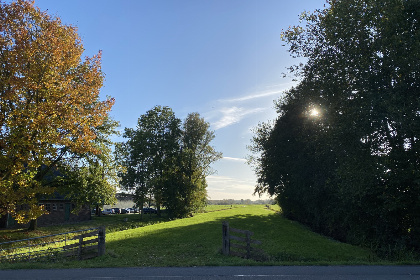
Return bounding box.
[117,109,221,218]
[58,162,117,214]
[117,106,182,217]
[56,117,120,216]
[250,0,420,255]
[164,113,222,217]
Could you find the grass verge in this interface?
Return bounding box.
[1,205,416,269]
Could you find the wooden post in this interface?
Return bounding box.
[98,226,106,256]
[78,235,83,260]
[245,231,251,259]
[222,221,230,255]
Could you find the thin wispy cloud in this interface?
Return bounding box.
[218,90,283,103]
[212,107,265,130]
[217,82,294,103]
[222,156,247,162]
[206,84,293,130]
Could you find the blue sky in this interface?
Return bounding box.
[30,0,326,200]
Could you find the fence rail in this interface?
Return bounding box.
[222,221,265,261]
[0,227,105,263]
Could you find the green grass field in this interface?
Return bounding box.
[0,205,410,269]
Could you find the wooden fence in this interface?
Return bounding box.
[0,227,105,262]
[222,221,265,260]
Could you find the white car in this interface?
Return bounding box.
[101,208,114,215]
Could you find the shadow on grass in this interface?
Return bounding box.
[0,206,382,269]
[90,207,378,268]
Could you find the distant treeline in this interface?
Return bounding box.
[207,199,274,205]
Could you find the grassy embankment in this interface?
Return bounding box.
[0,205,410,269]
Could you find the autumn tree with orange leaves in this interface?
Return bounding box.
[0,0,114,225]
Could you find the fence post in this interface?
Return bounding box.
[222,221,230,255]
[245,231,251,259]
[98,226,106,256]
[78,234,83,260]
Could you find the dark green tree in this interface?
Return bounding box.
[249,0,420,255]
[164,113,222,217]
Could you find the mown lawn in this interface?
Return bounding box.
[0,205,403,269]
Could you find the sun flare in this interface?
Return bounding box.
[310,109,320,117]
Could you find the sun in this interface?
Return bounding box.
[309,108,320,117]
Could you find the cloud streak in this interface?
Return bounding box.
[212,106,265,130]
[222,156,247,162]
[217,90,283,103]
[206,84,293,130]
[217,82,294,103]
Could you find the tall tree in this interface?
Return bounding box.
[163,113,222,217]
[181,113,222,211]
[0,0,114,224]
[117,106,181,217]
[117,109,222,218]
[249,0,420,255]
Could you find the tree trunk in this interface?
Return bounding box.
[28,219,37,231]
[139,199,144,220]
[157,203,161,217]
[96,204,101,216]
[0,213,9,228]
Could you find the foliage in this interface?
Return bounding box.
[55,117,120,212]
[117,106,182,216]
[249,0,420,256]
[117,107,221,218]
[164,113,222,217]
[0,0,114,223]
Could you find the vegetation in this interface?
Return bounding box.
[116,106,222,219]
[2,0,418,268]
[0,0,115,225]
[248,0,420,257]
[56,117,120,215]
[2,205,408,269]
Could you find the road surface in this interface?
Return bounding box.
[1,266,420,279]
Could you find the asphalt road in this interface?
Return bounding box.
[1,266,420,280]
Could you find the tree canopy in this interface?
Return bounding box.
[249,0,420,257]
[0,0,114,223]
[164,112,222,217]
[117,106,182,217]
[117,106,221,218]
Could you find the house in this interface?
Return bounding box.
[0,194,91,229]
[0,166,92,229]
[36,193,91,226]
